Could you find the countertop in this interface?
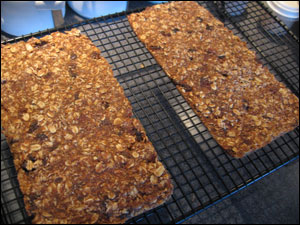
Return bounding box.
[1,1,299,224]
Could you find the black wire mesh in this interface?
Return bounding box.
[1,1,299,224]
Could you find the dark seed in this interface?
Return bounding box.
[71,53,77,60]
[54,177,63,183]
[149,45,162,50]
[1,80,7,85]
[189,57,194,61]
[218,55,226,59]
[36,133,48,141]
[28,120,39,133]
[187,30,193,34]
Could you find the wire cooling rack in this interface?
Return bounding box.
[1,1,299,224]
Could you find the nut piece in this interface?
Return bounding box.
[132,152,139,158]
[95,162,105,173]
[48,124,57,134]
[37,115,44,122]
[150,175,158,184]
[22,113,30,121]
[71,126,79,134]
[113,118,122,126]
[116,144,123,151]
[227,131,236,137]
[233,109,241,116]
[25,43,33,52]
[64,133,73,140]
[37,101,46,109]
[108,192,116,200]
[30,144,41,151]
[154,165,165,177]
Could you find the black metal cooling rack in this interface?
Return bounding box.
[1,1,299,224]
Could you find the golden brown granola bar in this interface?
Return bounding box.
[128,1,299,158]
[1,29,173,224]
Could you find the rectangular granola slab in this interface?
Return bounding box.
[1,29,173,224]
[128,1,299,158]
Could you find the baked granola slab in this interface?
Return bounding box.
[128,1,299,158]
[1,29,173,224]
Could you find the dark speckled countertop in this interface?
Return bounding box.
[1,1,299,224]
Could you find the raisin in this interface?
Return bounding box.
[69,63,77,70]
[206,25,213,30]
[36,133,48,141]
[70,53,77,60]
[181,83,192,92]
[1,80,7,85]
[34,40,48,48]
[187,30,193,34]
[131,127,144,142]
[160,31,171,37]
[99,119,111,127]
[135,131,144,142]
[188,48,197,52]
[91,51,100,59]
[54,177,63,183]
[21,162,29,172]
[189,57,194,61]
[42,158,47,166]
[242,99,250,111]
[172,28,180,33]
[149,45,162,50]
[69,71,78,78]
[44,72,52,79]
[9,138,19,145]
[28,120,39,133]
[28,154,37,162]
[103,101,110,109]
[74,91,80,100]
[50,142,59,151]
[196,17,203,22]
[200,77,211,87]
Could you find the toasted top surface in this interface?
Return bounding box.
[128,1,299,157]
[1,29,173,224]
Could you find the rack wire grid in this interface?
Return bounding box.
[1,1,299,224]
